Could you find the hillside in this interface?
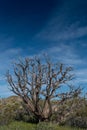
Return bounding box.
[0,96,87,128]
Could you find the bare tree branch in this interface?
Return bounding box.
[6,56,81,122]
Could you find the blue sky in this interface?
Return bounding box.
[0,0,87,97]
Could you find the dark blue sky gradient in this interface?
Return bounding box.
[0,0,87,49]
[0,0,59,50]
[0,0,87,97]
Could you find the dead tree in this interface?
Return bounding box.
[6,56,80,122]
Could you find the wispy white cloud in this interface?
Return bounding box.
[75,69,87,84]
[0,48,23,97]
[35,19,87,42]
[0,47,23,88]
[41,44,83,65]
[33,1,87,87]
[0,84,14,98]
[0,48,22,66]
[76,69,87,76]
[52,25,87,41]
[34,0,87,42]
[0,45,87,97]
[0,75,6,81]
[39,44,87,86]
[1,0,87,97]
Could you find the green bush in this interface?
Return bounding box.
[0,102,17,125]
[33,122,56,130]
[65,116,87,128]
[0,97,23,125]
[0,97,38,125]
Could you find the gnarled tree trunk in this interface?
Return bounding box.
[6,56,81,122]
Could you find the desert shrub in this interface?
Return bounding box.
[20,113,38,123]
[0,100,17,125]
[0,97,24,125]
[15,103,38,123]
[64,99,87,128]
[51,98,87,128]
[65,116,87,128]
[33,122,56,130]
[0,97,38,125]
